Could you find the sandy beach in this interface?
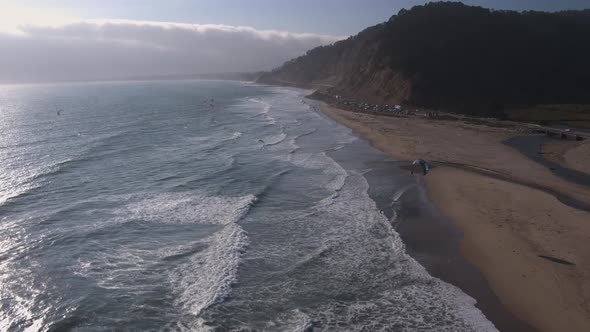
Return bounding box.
[541,140,590,174]
[319,102,590,332]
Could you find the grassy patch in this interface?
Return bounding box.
[508,105,590,128]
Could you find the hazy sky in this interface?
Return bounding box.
[1,0,588,83]
[3,0,590,35]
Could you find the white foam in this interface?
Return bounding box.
[301,166,498,331]
[247,98,276,124]
[0,221,54,332]
[184,134,216,145]
[222,131,242,142]
[169,222,248,317]
[288,151,348,194]
[73,248,154,290]
[72,191,256,325]
[267,309,314,332]
[223,86,497,331]
[291,129,317,144]
[240,95,497,329]
[248,98,271,113]
[260,132,287,147]
[116,192,256,225]
[184,134,241,158]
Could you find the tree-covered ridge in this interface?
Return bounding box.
[258,2,590,116]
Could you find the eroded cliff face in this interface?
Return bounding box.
[259,2,590,116]
[258,22,414,105]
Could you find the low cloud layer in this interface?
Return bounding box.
[0,19,344,83]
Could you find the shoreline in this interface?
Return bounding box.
[361,160,535,332]
[318,101,590,332]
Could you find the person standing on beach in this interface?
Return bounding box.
[411,159,429,176]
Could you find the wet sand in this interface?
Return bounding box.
[541,140,590,175]
[362,160,535,332]
[564,142,590,172]
[506,136,590,191]
[319,102,590,332]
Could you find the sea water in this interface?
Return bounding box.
[0,80,497,331]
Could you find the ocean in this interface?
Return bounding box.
[0,80,496,331]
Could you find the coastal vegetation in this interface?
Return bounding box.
[258,2,590,119]
[508,105,590,128]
